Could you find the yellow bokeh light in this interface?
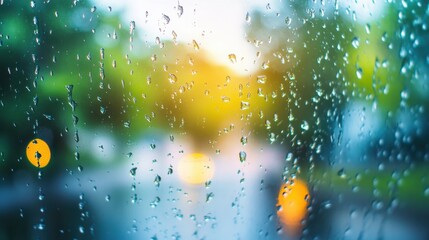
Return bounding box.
[26,138,51,168]
[277,179,310,234]
[178,153,214,185]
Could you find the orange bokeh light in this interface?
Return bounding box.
[277,178,310,234]
[26,138,51,168]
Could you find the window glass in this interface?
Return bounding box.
[1,0,428,239]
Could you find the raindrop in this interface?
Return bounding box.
[240,101,250,110]
[228,54,237,63]
[269,133,276,143]
[352,37,360,48]
[301,120,309,131]
[130,21,135,34]
[100,48,104,60]
[239,151,247,163]
[150,196,161,208]
[177,5,183,17]
[240,136,248,146]
[168,73,177,84]
[192,40,200,50]
[245,12,251,23]
[265,120,271,129]
[162,14,170,24]
[36,223,45,230]
[365,24,371,34]
[285,152,293,162]
[167,165,173,175]
[262,61,270,70]
[287,72,295,80]
[337,168,346,178]
[221,96,231,103]
[356,68,363,79]
[285,16,292,26]
[322,200,332,209]
[131,194,137,203]
[206,192,215,203]
[130,167,137,177]
[154,175,162,187]
[256,75,267,84]
[400,89,409,100]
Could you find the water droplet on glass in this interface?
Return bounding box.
[240,136,248,146]
[352,37,360,48]
[285,16,292,26]
[239,151,247,163]
[206,192,214,203]
[256,75,267,84]
[131,193,137,203]
[322,200,332,209]
[100,48,104,60]
[269,132,276,143]
[130,167,137,177]
[285,152,293,162]
[177,5,183,17]
[130,21,135,34]
[162,14,170,24]
[168,73,177,84]
[192,40,200,50]
[150,196,161,208]
[228,54,237,63]
[245,12,251,23]
[154,175,162,187]
[240,101,250,110]
[365,24,371,34]
[356,68,363,79]
[301,121,309,131]
[262,61,270,70]
[36,223,45,230]
[337,168,346,178]
[221,96,231,103]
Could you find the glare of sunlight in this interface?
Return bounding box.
[340,0,386,23]
[178,153,214,185]
[92,0,270,75]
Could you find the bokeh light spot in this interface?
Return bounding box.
[178,153,214,185]
[277,179,310,234]
[26,138,51,168]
